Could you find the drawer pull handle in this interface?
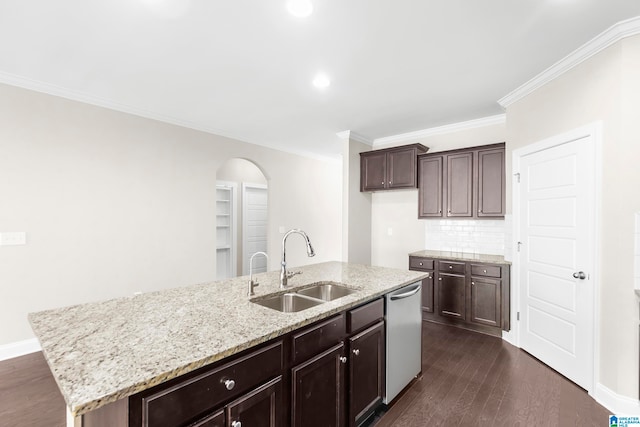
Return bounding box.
[339,356,347,364]
[232,421,242,427]
[353,349,360,356]
[224,379,236,391]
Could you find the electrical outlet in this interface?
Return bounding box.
[0,232,27,246]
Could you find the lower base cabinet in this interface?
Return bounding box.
[128,298,389,427]
[349,321,385,425]
[292,343,346,427]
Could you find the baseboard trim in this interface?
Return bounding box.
[594,383,640,415]
[0,338,41,361]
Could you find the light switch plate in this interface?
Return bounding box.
[0,232,27,246]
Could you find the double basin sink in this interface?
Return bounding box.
[252,282,356,313]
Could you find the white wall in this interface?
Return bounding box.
[371,123,507,269]
[342,137,372,265]
[0,83,342,345]
[506,35,640,399]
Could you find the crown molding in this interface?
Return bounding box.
[372,114,506,146]
[336,130,373,146]
[498,15,640,108]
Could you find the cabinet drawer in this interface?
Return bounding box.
[141,341,283,427]
[409,257,434,271]
[292,314,346,365]
[470,264,502,278]
[438,261,465,274]
[348,298,384,333]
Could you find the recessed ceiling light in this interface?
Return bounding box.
[287,0,313,18]
[313,73,330,89]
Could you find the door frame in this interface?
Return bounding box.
[510,121,602,395]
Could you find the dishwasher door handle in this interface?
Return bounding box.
[389,284,421,300]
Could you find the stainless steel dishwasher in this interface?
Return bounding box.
[384,281,422,404]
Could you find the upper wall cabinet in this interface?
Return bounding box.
[418,143,505,219]
[360,144,429,192]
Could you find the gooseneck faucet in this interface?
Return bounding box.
[248,251,268,296]
[280,229,315,288]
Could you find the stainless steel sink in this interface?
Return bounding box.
[296,282,356,301]
[252,293,324,313]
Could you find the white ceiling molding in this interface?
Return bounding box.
[498,15,640,108]
[336,130,373,146]
[372,114,506,146]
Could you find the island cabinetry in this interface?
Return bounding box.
[418,143,505,219]
[347,299,384,426]
[129,340,283,427]
[410,255,510,336]
[360,144,428,192]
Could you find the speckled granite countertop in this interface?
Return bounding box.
[409,250,510,265]
[28,261,426,416]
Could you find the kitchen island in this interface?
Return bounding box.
[29,261,427,426]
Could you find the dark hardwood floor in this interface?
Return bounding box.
[375,322,609,427]
[0,322,609,427]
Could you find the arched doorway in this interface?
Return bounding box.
[216,158,269,279]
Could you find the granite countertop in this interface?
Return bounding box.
[409,249,510,265]
[28,261,427,416]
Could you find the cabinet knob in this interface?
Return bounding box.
[339,356,347,364]
[381,181,384,185]
[438,277,442,281]
[352,349,360,356]
[449,265,453,269]
[223,379,236,390]
[419,262,423,266]
[232,421,242,427]
[483,269,487,273]
[472,281,475,285]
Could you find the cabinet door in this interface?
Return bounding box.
[438,273,466,320]
[421,273,434,313]
[470,277,501,327]
[226,376,281,427]
[418,156,443,218]
[349,321,385,426]
[445,152,473,217]
[388,149,416,189]
[477,148,505,217]
[292,343,346,427]
[361,152,387,191]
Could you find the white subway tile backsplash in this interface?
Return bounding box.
[424,219,505,255]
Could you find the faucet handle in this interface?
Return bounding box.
[286,270,302,279]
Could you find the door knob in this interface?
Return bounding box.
[573,271,586,280]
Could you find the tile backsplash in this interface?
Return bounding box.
[424,219,506,256]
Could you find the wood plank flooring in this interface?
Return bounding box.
[0,322,609,426]
[374,322,609,427]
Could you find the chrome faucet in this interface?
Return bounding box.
[248,251,268,296]
[280,229,315,288]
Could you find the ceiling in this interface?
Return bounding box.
[1,1,640,159]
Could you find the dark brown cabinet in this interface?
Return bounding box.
[360,144,428,192]
[410,255,510,336]
[130,299,390,427]
[292,343,346,427]
[348,321,385,426]
[418,143,505,219]
[438,272,466,320]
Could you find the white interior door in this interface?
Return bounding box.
[516,129,596,391]
[242,184,268,275]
